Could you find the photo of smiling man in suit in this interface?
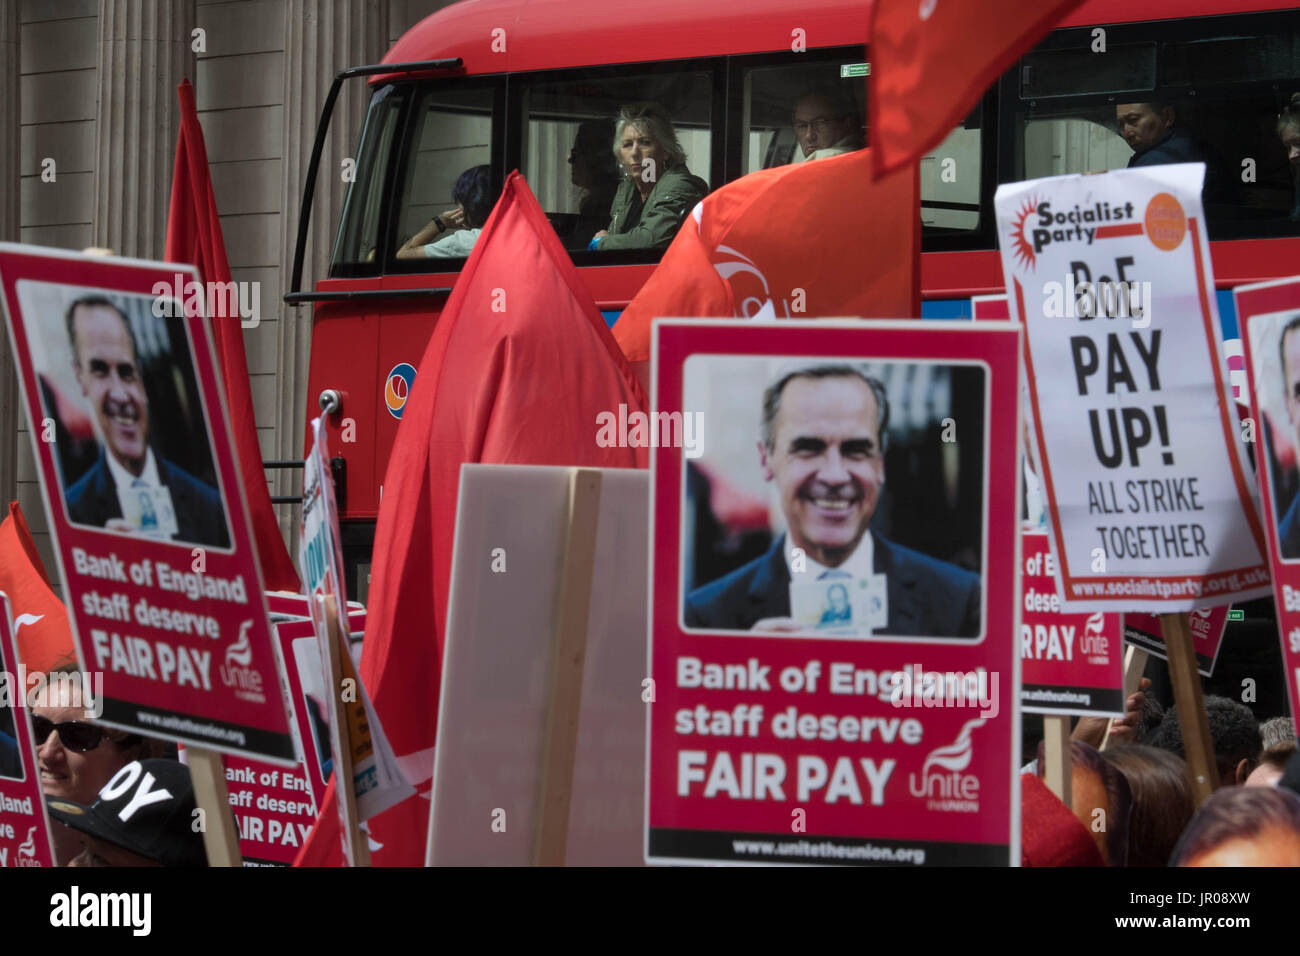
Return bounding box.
[684,362,980,637]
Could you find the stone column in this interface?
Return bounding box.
[0,4,19,507]
[94,0,195,259]
[276,0,388,546]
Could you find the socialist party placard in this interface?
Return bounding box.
[0,246,295,764]
[648,320,1022,866]
[1237,274,1300,724]
[995,165,1270,613]
[1020,532,1123,717]
[0,596,57,867]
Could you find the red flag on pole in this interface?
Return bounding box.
[295,171,647,865]
[613,148,919,365]
[0,502,77,673]
[870,0,1086,178]
[165,78,300,591]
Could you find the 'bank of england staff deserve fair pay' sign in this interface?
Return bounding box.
[994,165,1270,614]
[0,246,296,765]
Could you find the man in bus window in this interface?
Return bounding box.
[791,89,862,163]
[683,363,980,637]
[1116,100,1230,204]
[589,103,708,252]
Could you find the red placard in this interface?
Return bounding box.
[1236,275,1300,722]
[0,246,295,764]
[1020,531,1124,716]
[1122,607,1228,678]
[0,596,57,867]
[647,320,1021,866]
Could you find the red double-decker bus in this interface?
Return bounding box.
[285,0,1300,593]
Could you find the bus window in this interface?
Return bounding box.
[920,105,983,232]
[1013,12,1300,238]
[331,85,404,273]
[520,67,715,255]
[738,56,865,172]
[390,85,500,270]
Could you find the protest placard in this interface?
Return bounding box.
[0,596,57,867]
[0,246,295,764]
[1020,531,1124,717]
[1122,607,1229,678]
[994,165,1270,613]
[1237,274,1300,723]
[648,320,1021,865]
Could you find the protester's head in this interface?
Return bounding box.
[33,675,151,806]
[613,102,686,183]
[1149,695,1262,787]
[792,89,859,159]
[759,364,889,568]
[1171,784,1300,866]
[48,758,208,867]
[1246,740,1297,788]
[1037,740,1131,865]
[452,165,493,229]
[1277,93,1300,168]
[66,294,149,477]
[1116,102,1176,153]
[1102,744,1195,866]
[1259,716,1295,751]
[570,118,619,191]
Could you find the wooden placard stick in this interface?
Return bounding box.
[187,746,242,867]
[1042,715,1072,806]
[320,593,371,866]
[1161,612,1217,805]
[533,468,603,866]
[1100,644,1149,751]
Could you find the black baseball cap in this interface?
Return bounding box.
[47,758,208,867]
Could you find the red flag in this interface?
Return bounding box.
[870,0,1086,178]
[295,171,647,865]
[165,79,300,591]
[0,502,77,673]
[613,148,918,365]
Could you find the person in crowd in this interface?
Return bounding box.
[1020,771,1103,867]
[566,119,620,249]
[1277,93,1300,221]
[1171,784,1300,866]
[1115,100,1231,203]
[1037,740,1130,865]
[684,363,980,636]
[48,758,208,866]
[397,165,493,260]
[1259,715,1295,751]
[1246,739,1297,788]
[1101,744,1195,867]
[1070,677,1155,750]
[33,676,166,864]
[790,88,862,163]
[63,295,229,548]
[589,103,708,252]
[1148,694,1261,788]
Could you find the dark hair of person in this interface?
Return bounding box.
[1101,744,1194,867]
[1277,92,1300,137]
[452,165,494,229]
[761,364,889,453]
[1170,784,1300,865]
[1044,740,1131,865]
[1277,315,1300,386]
[65,294,138,367]
[1149,694,1262,784]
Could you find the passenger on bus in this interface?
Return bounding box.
[1115,101,1231,204]
[567,119,620,248]
[1278,93,1300,221]
[790,88,862,163]
[590,103,708,252]
[396,164,493,260]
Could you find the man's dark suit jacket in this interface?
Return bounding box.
[684,533,981,637]
[65,449,230,549]
[1279,491,1300,560]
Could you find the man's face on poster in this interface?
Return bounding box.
[759,375,884,567]
[1284,325,1300,446]
[71,303,150,476]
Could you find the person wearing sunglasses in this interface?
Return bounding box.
[32,688,156,864]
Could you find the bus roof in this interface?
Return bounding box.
[379,0,1298,78]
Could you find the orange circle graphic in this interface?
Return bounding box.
[1144,192,1186,251]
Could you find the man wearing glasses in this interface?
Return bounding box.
[791,89,862,163]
